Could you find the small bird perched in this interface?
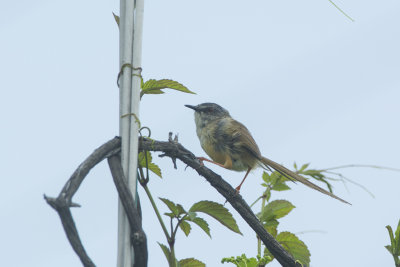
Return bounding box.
[185,103,350,204]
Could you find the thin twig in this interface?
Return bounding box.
[322,164,400,172]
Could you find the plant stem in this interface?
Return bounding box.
[257,195,267,256]
[141,181,170,241]
[250,196,263,208]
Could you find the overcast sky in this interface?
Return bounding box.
[1,0,400,266]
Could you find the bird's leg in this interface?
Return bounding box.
[235,167,252,193]
[197,157,227,169]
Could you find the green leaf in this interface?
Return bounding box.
[272,182,291,191]
[138,151,162,178]
[189,200,241,234]
[113,13,120,27]
[187,211,197,220]
[164,212,175,218]
[264,187,271,202]
[386,225,396,251]
[179,258,205,267]
[276,232,310,266]
[260,200,295,222]
[395,219,400,254]
[141,79,195,98]
[159,198,179,216]
[158,242,171,264]
[262,172,272,184]
[299,163,310,172]
[179,220,191,236]
[190,217,211,237]
[221,254,259,267]
[176,204,187,216]
[263,219,279,238]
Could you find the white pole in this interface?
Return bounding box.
[118,0,136,266]
[127,0,144,199]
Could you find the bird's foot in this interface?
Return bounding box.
[234,186,241,194]
[196,157,206,167]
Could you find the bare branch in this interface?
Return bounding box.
[108,154,148,267]
[45,137,121,267]
[44,195,95,267]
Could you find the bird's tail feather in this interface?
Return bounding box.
[261,156,351,205]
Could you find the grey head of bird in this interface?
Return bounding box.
[185,103,230,128]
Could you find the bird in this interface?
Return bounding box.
[185,102,350,204]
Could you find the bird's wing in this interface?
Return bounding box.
[224,118,263,159]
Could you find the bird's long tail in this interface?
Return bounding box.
[261,156,351,205]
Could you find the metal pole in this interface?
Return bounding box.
[117,0,138,265]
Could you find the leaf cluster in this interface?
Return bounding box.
[159,198,241,266]
[138,151,162,178]
[223,169,311,266]
[221,254,272,267]
[385,219,400,267]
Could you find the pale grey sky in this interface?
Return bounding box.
[1,0,400,266]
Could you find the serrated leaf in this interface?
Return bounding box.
[160,198,179,216]
[158,242,171,264]
[113,13,120,27]
[272,182,291,191]
[138,151,162,178]
[276,232,310,266]
[385,245,392,253]
[179,258,205,267]
[269,171,281,185]
[262,172,272,184]
[260,200,295,222]
[141,79,195,98]
[191,217,211,237]
[179,220,191,236]
[221,254,259,267]
[176,204,187,216]
[142,89,165,95]
[189,200,241,234]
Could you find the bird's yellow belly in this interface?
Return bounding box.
[201,141,227,165]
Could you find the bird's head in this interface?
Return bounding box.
[185,103,230,128]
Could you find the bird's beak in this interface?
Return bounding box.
[184,104,198,111]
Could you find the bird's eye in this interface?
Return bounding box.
[207,107,214,112]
